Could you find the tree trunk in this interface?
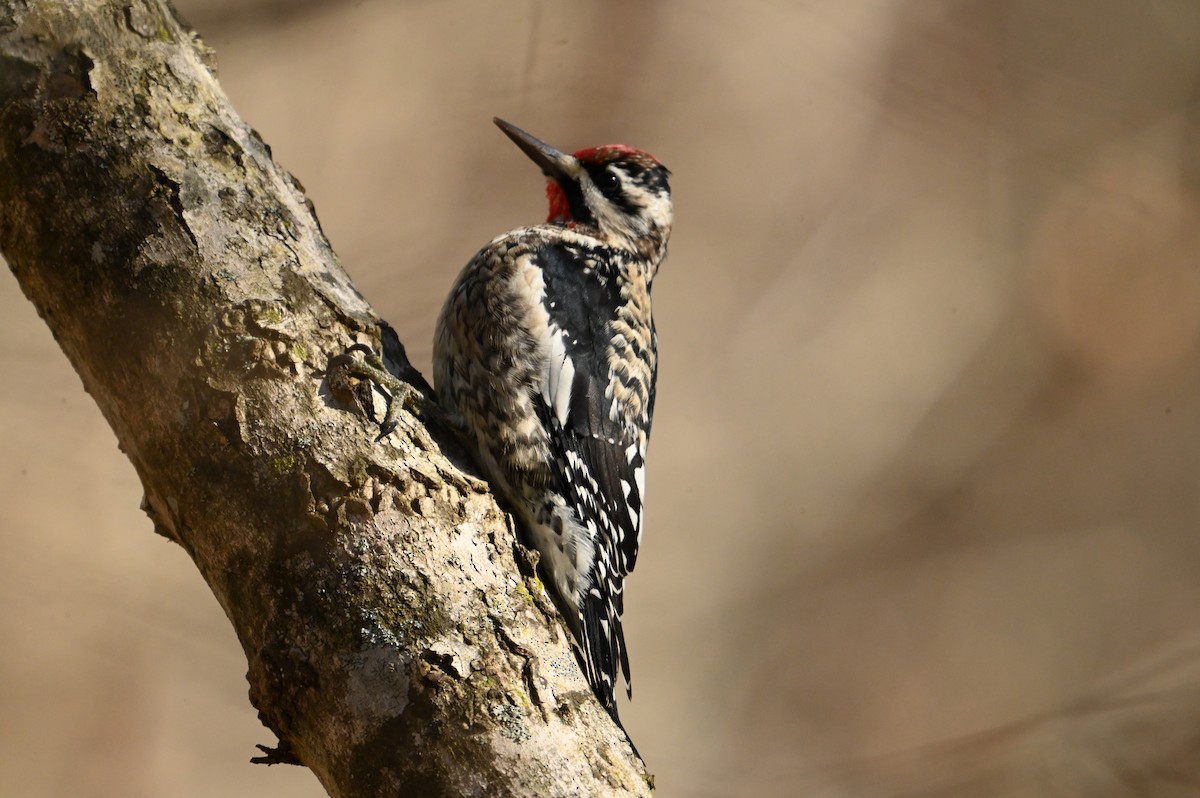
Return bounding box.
[0,1,650,795]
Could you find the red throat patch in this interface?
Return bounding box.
[545,180,571,224]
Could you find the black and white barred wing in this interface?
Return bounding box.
[537,317,648,714]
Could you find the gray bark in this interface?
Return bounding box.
[0,1,651,795]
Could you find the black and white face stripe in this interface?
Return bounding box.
[581,159,672,223]
[556,177,595,227]
[584,163,639,217]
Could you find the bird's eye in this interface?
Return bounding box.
[596,168,622,193]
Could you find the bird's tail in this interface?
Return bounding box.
[579,585,631,728]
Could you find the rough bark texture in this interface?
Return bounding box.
[0,1,651,795]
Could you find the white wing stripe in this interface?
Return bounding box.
[554,351,575,426]
[543,323,575,427]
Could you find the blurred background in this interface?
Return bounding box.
[3,1,1200,795]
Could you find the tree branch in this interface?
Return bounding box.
[0,1,650,795]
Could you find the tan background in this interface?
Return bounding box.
[4,1,1200,795]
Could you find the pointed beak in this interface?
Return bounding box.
[494,118,579,184]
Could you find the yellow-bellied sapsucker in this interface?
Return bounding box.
[434,119,672,725]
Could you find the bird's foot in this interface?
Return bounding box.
[327,343,424,439]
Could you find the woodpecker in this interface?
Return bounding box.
[433,119,672,725]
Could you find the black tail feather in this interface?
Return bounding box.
[580,586,628,727]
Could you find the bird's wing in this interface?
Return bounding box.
[534,243,652,713]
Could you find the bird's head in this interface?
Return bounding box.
[494,118,672,261]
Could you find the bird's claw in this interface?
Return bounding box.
[328,343,423,438]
